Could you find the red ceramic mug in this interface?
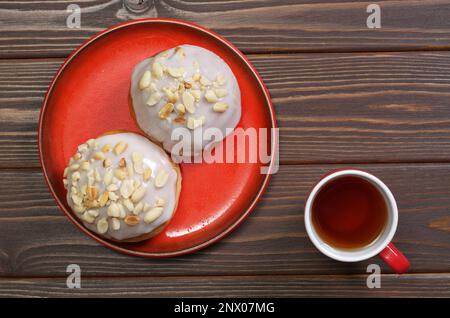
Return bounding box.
[304,169,410,274]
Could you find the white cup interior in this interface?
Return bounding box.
[304,170,398,262]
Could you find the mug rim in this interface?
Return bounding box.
[304,169,398,262]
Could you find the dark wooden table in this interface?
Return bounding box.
[0,0,449,297]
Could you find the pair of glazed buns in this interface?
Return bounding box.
[63,45,241,242]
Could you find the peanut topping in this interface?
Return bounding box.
[169,92,179,104]
[109,191,119,201]
[167,66,185,78]
[187,115,205,130]
[107,202,121,218]
[78,144,88,154]
[124,215,140,226]
[155,198,165,207]
[71,171,81,182]
[205,90,218,103]
[119,158,127,168]
[163,87,178,104]
[143,168,152,182]
[144,207,164,224]
[99,191,109,207]
[120,180,134,199]
[69,164,80,171]
[127,163,135,177]
[82,212,95,224]
[86,210,99,218]
[193,60,200,70]
[131,151,144,174]
[87,186,98,200]
[111,218,121,230]
[213,102,229,113]
[71,193,82,206]
[73,200,84,211]
[133,202,144,215]
[123,199,134,212]
[191,90,201,101]
[102,144,112,152]
[106,184,118,192]
[104,170,113,185]
[80,161,90,171]
[97,217,109,234]
[216,73,226,85]
[103,158,112,168]
[73,204,85,214]
[114,168,127,180]
[215,88,228,98]
[147,92,162,107]
[192,73,201,81]
[182,91,195,114]
[159,103,174,119]
[84,198,99,209]
[176,104,186,114]
[132,152,143,163]
[93,152,105,161]
[134,162,144,174]
[139,70,152,90]
[155,169,169,188]
[152,62,163,79]
[175,46,186,58]
[131,186,146,203]
[200,75,211,86]
[114,141,128,155]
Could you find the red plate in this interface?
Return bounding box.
[38,19,276,257]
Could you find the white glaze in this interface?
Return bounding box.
[130,44,241,158]
[63,133,180,241]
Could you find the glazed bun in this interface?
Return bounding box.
[130,44,241,158]
[63,132,181,242]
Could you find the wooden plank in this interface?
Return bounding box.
[0,274,449,297]
[1,0,450,58]
[0,164,449,277]
[3,52,450,167]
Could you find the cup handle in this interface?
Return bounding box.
[379,242,410,274]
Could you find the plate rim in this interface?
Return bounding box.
[38,18,277,258]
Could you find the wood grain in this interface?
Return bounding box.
[0,274,449,297]
[1,0,450,58]
[0,164,449,277]
[4,52,450,167]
